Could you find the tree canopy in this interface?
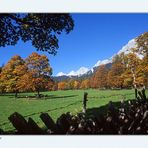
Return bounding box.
[136,32,148,56]
[20,52,53,96]
[0,55,27,96]
[0,53,53,97]
[0,13,74,55]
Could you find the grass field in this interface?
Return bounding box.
[0,89,148,132]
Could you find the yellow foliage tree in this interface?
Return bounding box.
[0,55,27,97]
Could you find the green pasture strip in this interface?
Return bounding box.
[0,89,147,132]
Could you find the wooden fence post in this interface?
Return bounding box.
[8,112,30,134]
[83,92,88,113]
[0,128,4,134]
[40,113,57,133]
[135,88,138,99]
[28,117,44,134]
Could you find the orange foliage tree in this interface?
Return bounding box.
[91,65,108,89]
[18,52,52,97]
[80,79,90,89]
[73,80,80,89]
[107,62,124,89]
[0,55,27,97]
[136,32,148,87]
[123,51,142,88]
[58,81,67,90]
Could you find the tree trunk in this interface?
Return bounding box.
[15,91,18,98]
[37,90,40,98]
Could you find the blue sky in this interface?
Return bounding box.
[0,13,148,75]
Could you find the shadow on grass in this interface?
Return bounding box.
[0,99,82,132]
[86,99,135,117]
[43,95,78,100]
[0,93,16,97]
[8,94,78,100]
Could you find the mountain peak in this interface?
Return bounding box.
[56,67,89,77]
[68,67,89,76]
[117,39,137,55]
[56,72,67,76]
[93,58,112,68]
[55,35,141,77]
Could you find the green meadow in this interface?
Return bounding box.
[0,89,147,132]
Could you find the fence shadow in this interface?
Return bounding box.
[8,94,78,100]
[43,95,78,100]
[0,93,16,97]
[86,99,135,117]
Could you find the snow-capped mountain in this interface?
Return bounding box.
[117,39,137,55]
[56,72,67,77]
[57,67,90,77]
[55,37,139,78]
[93,39,138,68]
[93,58,112,68]
[67,67,89,76]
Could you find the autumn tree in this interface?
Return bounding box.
[80,79,90,89]
[90,75,95,89]
[0,72,6,93]
[135,56,148,88]
[46,79,55,91]
[16,71,32,93]
[0,13,74,55]
[0,55,27,97]
[136,32,148,88]
[73,80,80,89]
[52,82,58,91]
[121,70,133,88]
[142,57,148,87]
[107,63,124,89]
[136,32,148,57]
[58,81,67,90]
[21,52,53,97]
[123,51,142,89]
[67,79,75,90]
[107,54,126,89]
[91,65,108,89]
[0,64,5,93]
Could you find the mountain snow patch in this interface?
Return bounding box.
[93,59,112,67]
[56,67,90,77]
[67,67,89,76]
[56,72,67,76]
[117,39,137,55]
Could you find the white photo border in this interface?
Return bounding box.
[0,0,148,148]
[0,0,148,13]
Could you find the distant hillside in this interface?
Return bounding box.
[52,63,112,82]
